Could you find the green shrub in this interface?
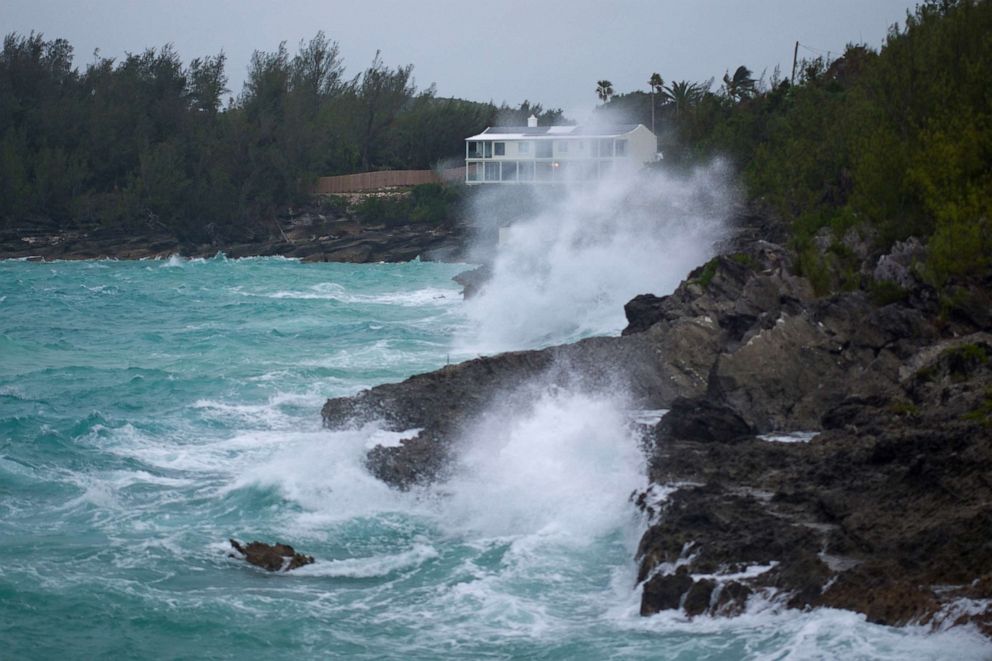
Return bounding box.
[942,343,990,378]
[354,195,411,226]
[869,280,910,306]
[963,389,992,428]
[318,195,349,217]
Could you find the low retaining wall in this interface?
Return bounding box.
[315,167,465,194]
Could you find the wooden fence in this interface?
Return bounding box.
[314,167,465,194]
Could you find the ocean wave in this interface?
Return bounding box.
[293,543,439,578]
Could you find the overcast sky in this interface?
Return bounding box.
[3,0,917,119]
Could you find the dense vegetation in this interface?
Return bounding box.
[0,32,563,242]
[3,0,990,290]
[602,0,990,292]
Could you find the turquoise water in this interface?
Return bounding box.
[1,256,989,660]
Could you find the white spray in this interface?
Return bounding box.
[437,384,645,542]
[456,161,735,355]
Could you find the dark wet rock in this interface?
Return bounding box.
[657,397,754,443]
[364,430,453,490]
[682,578,717,616]
[229,539,314,572]
[452,264,491,298]
[818,564,942,626]
[640,568,694,615]
[323,334,672,488]
[712,581,752,616]
[622,293,669,335]
[635,382,992,627]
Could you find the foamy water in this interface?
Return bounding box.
[1,256,988,659]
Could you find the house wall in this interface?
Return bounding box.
[465,126,658,184]
[625,125,658,165]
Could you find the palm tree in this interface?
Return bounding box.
[663,80,704,121]
[722,65,756,102]
[648,72,663,133]
[595,80,614,104]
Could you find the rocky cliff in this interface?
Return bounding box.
[321,216,992,635]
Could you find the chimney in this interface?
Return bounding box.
[527,114,538,128]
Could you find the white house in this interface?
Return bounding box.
[465,115,657,184]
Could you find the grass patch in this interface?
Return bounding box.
[963,389,992,428]
[729,252,759,270]
[889,400,921,417]
[694,258,720,288]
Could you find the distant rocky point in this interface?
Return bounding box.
[0,203,467,263]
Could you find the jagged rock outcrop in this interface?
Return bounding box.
[322,335,670,488]
[321,227,992,634]
[631,259,992,630]
[636,369,992,634]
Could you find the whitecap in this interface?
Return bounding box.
[293,543,438,578]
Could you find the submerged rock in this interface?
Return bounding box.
[229,539,314,572]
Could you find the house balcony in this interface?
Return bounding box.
[465,157,619,184]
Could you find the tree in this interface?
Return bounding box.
[648,72,664,133]
[722,65,756,102]
[354,51,415,170]
[493,100,568,127]
[664,80,704,120]
[187,53,228,113]
[290,32,344,115]
[596,79,614,103]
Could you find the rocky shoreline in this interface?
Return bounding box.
[0,206,467,263]
[321,213,992,635]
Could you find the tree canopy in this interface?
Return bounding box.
[0,32,566,242]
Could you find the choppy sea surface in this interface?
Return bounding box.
[1,256,988,660]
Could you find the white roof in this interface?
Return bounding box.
[466,124,646,141]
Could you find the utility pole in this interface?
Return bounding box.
[791,41,799,85]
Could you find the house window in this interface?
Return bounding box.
[468,142,483,158]
[598,139,613,157]
[484,141,493,158]
[518,141,530,155]
[518,161,535,180]
[484,162,499,181]
[467,162,482,181]
[501,161,517,181]
[536,141,553,158]
[615,140,627,156]
[494,142,505,156]
[557,141,568,153]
